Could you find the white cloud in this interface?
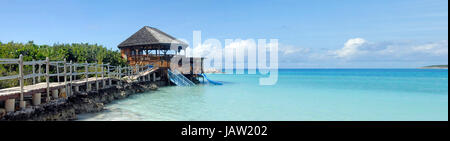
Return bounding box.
[279,44,310,55]
[331,38,448,62]
[185,38,448,68]
[412,40,448,56]
[333,38,367,59]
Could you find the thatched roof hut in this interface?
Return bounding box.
[118,26,204,75]
[118,26,188,50]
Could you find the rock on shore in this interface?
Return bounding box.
[0,81,162,121]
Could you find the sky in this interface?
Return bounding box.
[0,0,448,68]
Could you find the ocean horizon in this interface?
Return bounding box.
[78,69,448,121]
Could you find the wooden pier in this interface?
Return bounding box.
[0,55,160,112]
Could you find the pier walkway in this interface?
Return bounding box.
[0,55,160,112]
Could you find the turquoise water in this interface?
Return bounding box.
[78,69,448,121]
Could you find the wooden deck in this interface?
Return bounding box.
[0,55,161,103]
[1,77,120,101]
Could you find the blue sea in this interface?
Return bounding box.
[78,69,448,121]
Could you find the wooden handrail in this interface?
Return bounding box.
[1,54,158,111]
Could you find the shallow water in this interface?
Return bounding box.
[78,69,448,121]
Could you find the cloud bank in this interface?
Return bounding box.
[184,38,448,68]
[330,38,448,62]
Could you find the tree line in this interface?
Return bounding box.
[0,41,127,89]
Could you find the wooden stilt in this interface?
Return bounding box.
[95,64,99,91]
[38,62,41,83]
[69,61,73,97]
[64,59,67,98]
[32,59,36,85]
[19,55,26,109]
[85,61,90,92]
[102,63,105,88]
[46,57,50,102]
[56,63,60,83]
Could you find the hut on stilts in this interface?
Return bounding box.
[118,26,204,85]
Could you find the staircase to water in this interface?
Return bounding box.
[167,69,196,86]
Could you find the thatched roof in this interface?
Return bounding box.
[118,26,188,48]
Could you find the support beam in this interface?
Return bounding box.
[140,65,143,82]
[102,63,105,88]
[136,65,139,82]
[69,61,73,97]
[38,62,41,83]
[46,57,50,102]
[19,54,26,109]
[108,65,112,86]
[85,61,90,92]
[56,63,60,83]
[73,62,77,93]
[118,66,122,85]
[32,59,36,84]
[64,59,67,98]
[95,64,99,91]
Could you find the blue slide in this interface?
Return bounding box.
[201,73,223,85]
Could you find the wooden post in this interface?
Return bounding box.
[141,66,145,81]
[32,93,41,106]
[117,67,120,79]
[56,63,60,83]
[73,63,77,82]
[140,65,143,82]
[32,59,36,84]
[5,99,15,112]
[52,89,58,99]
[85,61,90,92]
[95,64,99,91]
[135,64,139,82]
[101,64,105,87]
[46,57,50,102]
[69,61,73,97]
[113,66,116,79]
[74,63,79,92]
[63,59,67,98]
[118,66,122,85]
[108,65,112,86]
[135,64,138,75]
[38,62,41,83]
[142,66,145,82]
[19,54,26,109]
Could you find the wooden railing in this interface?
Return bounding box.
[0,54,158,112]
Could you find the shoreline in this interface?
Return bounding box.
[0,81,167,121]
[418,67,448,69]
